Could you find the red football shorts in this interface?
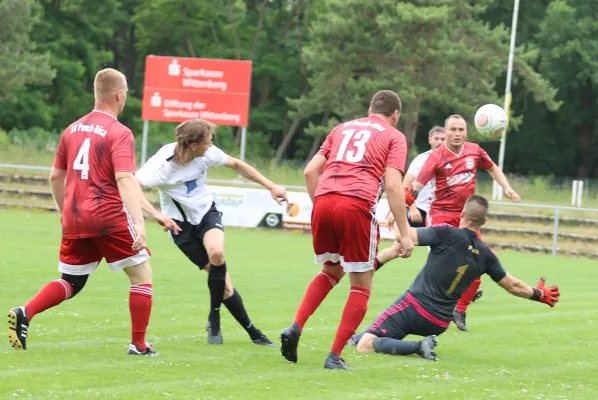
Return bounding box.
[58,223,151,276]
[311,193,379,273]
[426,213,483,238]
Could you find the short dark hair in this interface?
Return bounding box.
[464,195,489,225]
[428,125,445,137]
[369,90,402,116]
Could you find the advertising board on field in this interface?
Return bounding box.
[141,56,252,127]
[208,185,395,240]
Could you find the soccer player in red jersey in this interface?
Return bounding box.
[280,90,414,370]
[406,114,521,331]
[8,69,157,355]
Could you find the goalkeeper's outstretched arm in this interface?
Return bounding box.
[497,274,560,307]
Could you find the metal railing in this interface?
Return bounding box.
[2,163,598,256]
[486,201,598,256]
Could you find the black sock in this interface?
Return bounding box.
[372,337,420,356]
[223,289,261,340]
[207,263,227,324]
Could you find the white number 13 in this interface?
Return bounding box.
[73,138,91,180]
[336,129,371,163]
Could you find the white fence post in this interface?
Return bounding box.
[577,180,584,207]
[552,207,560,256]
[572,180,578,206]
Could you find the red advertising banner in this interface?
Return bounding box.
[141,56,252,126]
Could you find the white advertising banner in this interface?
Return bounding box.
[209,185,395,240]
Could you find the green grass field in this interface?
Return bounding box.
[0,210,597,400]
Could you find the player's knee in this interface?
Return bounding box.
[323,262,345,281]
[124,261,152,285]
[61,273,89,299]
[356,334,376,353]
[207,247,225,266]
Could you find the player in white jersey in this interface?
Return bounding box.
[136,119,288,346]
[403,126,445,227]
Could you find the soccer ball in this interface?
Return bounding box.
[474,104,507,136]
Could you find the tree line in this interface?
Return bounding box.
[0,0,596,178]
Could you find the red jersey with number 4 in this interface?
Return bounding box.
[53,110,137,239]
[315,115,407,207]
[416,142,494,215]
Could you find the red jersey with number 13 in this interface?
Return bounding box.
[315,115,407,207]
[416,142,494,215]
[53,110,137,239]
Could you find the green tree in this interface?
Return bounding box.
[0,0,130,132]
[0,0,55,99]
[291,0,559,160]
[534,0,598,178]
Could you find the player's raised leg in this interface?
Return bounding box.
[8,274,89,351]
[8,238,98,351]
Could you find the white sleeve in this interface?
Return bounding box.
[406,153,427,177]
[135,154,167,188]
[204,146,229,167]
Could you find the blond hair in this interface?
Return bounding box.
[173,119,216,164]
[94,68,127,101]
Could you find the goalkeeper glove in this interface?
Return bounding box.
[404,184,419,207]
[530,277,560,307]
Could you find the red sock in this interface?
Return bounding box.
[294,270,340,331]
[330,286,371,356]
[456,277,482,313]
[25,279,73,321]
[129,284,153,351]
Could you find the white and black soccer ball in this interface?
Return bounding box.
[474,104,507,136]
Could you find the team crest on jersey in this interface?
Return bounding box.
[184,179,198,194]
[465,157,475,169]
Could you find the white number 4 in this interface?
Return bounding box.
[336,129,371,163]
[73,138,91,179]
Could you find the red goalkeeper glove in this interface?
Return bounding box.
[404,184,419,207]
[530,277,560,307]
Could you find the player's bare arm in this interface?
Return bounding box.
[116,171,146,251]
[137,184,182,235]
[387,179,424,232]
[377,226,420,264]
[486,164,521,202]
[402,172,417,187]
[497,274,560,307]
[385,167,413,258]
[49,167,67,213]
[304,154,327,202]
[225,157,288,204]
